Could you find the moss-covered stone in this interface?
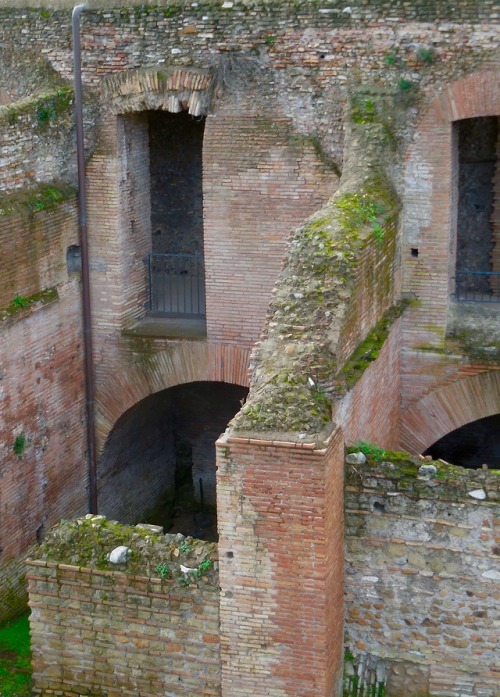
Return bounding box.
[234,93,402,434]
[31,515,219,588]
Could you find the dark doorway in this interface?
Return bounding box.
[424,413,500,469]
[98,382,248,541]
[455,116,499,301]
[148,111,206,315]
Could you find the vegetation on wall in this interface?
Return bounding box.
[0,287,58,322]
[34,516,218,589]
[235,93,402,435]
[0,87,73,128]
[0,184,75,218]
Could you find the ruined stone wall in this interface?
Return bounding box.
[0,89,75,193]
[27,517,220,696]
[345,455,500,697]
[0,197,86,622]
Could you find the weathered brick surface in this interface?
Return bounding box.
[345,460,500,697]
[27,562,221,696]
[0,202,86,622]
[216,428,345,697]
[204,112,336,346]
[334,319,402,450]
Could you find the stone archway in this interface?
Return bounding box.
[98,380,248,534]
[96,341,251,455]
[400,369,500,453]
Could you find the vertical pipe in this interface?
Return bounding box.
[73,4,98,514]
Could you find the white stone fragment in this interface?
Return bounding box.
[180,564,197,574]
[308,377,315,387]
[346,452,367,465]
[482,570,500,580]
[107,546,131,564]
[468,489,486,500]
[418,464,437,477]
[222,1,233,7]
[342,6,352,13]
[362,576,379,583]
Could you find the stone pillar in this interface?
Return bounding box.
[216,426,345,697]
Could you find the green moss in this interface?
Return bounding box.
[0,287,58,321]
[34,516,219,588]
[0,87,73,128]
[0,613,32,697]
[34,87,72,126]
[341,300,410,389]
[0,183,75,219]
[445,328,500,363]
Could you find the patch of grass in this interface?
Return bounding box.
[349,440,387,462]
[0,613,32,697]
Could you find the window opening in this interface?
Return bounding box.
[147,111,206,316]
[455,116,500,302]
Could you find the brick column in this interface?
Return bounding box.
[216,427,345,697]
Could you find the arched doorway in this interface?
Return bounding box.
[424,413,500,469]
[98,381,248,540]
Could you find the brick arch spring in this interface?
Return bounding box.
[400,369,500,454]
[98,381,248,540]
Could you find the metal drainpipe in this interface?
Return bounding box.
[73,3,98,514]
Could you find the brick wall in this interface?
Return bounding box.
[400,69,500,417]
[216,427,345,697]
[0,91,75,193]
[0,200,87,622]
[204,112,336,347]
[334,319,402,451]
[27,521,220,696]
[345,455,500,697]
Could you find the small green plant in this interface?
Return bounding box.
[196,558,213,578]
[264,34,277,46]
[383,52,397,67]
[416,47,434,64]
[398,78,413,91]
[372,222,384,247]
[13,434,27,458]
[12,295,28,308]
[35,88,72,127]
[154,562,171,579]
[177,576,190,587]
[349,440,387,462]
[351,96,376,124]
[179,541,192,554]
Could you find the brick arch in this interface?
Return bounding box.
[102,66,213,116]
[400,369,500,454]
[96,341,250,454]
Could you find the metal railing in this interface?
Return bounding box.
[455,270,500,303]
[148,253,206,316]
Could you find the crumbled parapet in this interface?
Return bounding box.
[234,99,402,435]
[31,515,218,587]
[345,443,500,501]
